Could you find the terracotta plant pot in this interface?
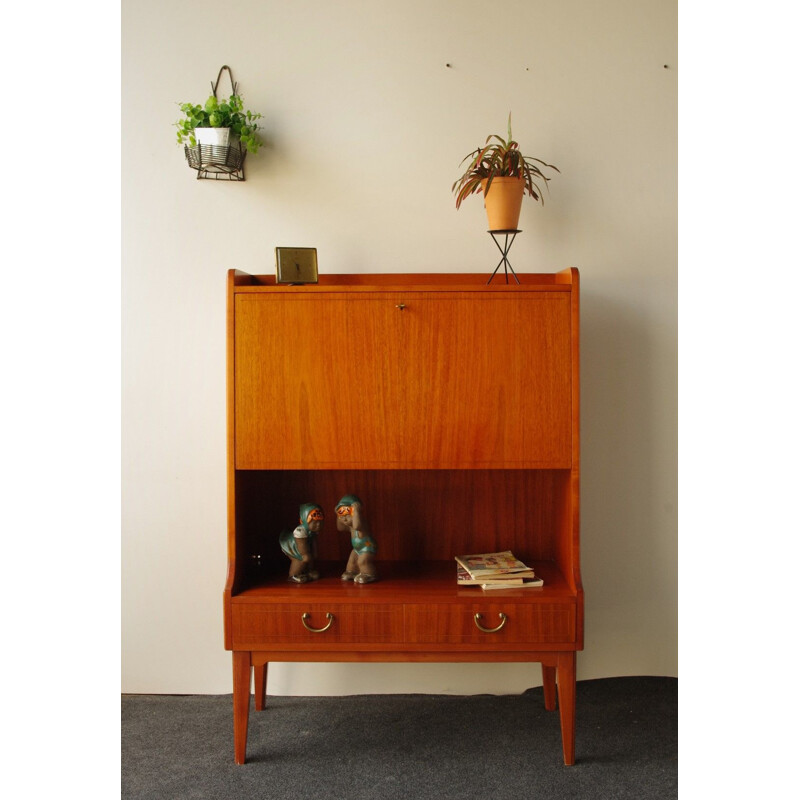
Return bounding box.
[481,176,525,230]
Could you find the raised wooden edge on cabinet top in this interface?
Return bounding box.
[228,269,579,292]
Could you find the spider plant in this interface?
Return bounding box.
[452,115,559,209]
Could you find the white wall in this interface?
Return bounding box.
[122,0,677,694]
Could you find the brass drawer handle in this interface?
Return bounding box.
[301,612,334,633]
[474,612,507,633]
[395,303,406,311]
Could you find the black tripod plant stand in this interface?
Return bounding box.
[486,229,521,284]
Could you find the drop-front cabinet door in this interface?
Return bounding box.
[234,290,572,469]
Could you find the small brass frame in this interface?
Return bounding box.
[276,247,319,284]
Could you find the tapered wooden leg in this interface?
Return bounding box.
[556,651,576,765]
[254,662,268,711]
[232,651,251,765]
[542,664,557,711]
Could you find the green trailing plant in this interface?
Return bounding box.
[452,115,559,209]
[175,93,263,154]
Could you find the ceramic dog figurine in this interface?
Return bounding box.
[336,494,378,584]
[279,503,324,583]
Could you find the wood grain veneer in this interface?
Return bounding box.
[233,290,571,469]
[224,270,582,765]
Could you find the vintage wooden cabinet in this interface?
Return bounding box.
[224,269,582,764]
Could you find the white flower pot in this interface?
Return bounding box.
[194,127,231,147]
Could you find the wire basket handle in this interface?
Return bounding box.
[211,65,238,99]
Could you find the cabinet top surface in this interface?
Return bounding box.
[229,269,578,293]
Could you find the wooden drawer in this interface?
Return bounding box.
[405,603,576,645]
[231,603,404,647]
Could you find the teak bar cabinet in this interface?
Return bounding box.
[224,269,582,765]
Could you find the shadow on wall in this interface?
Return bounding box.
[579,279,677,668]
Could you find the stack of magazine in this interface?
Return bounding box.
[455,550,543,590]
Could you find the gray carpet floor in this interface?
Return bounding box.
[122,676,677,800]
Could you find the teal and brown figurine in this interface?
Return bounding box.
[279,503,324,583]
[336,494,378,584]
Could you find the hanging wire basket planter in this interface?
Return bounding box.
[179,65,257,181]
[185,139,247,181]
